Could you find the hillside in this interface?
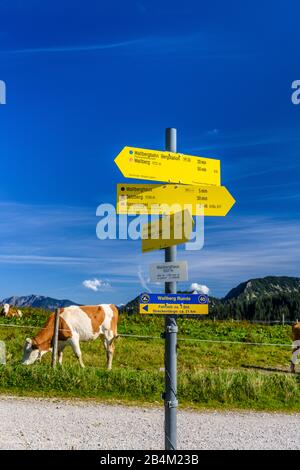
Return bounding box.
[225,276,300,301]
[1,295,79,310]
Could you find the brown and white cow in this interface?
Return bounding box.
[22,304,118,369]
[290,322,300,373]
[0,303,22,318]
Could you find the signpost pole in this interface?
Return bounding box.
[164,128,178,450]
[51,308,60,368]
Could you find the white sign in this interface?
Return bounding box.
[150,261,188,282]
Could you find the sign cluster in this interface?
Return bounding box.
[114,144,235,315]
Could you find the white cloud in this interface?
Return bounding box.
[82,278,111,292]
[5,39,141,55]
[1,32,244,60]
[190,283,210,295]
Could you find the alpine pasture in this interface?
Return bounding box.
[0,308,299,411]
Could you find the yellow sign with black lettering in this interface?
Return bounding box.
[117,183,235,217]
[141,209,194,253]
[114,146,221,186]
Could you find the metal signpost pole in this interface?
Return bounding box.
[51,308,60,368]
[114,129,235,451]
[164,128,178,450]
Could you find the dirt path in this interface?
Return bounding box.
[0,396,299,450]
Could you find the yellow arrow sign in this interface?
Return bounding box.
[141,209,194,253]
[140,303,208,315]
[117,184,235,216]
[114,146,221,186]
[139,293,209,315]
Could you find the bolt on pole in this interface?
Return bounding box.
[164,127,178,450]
[51,308,60,368]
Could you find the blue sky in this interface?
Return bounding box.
[0,0,300,304]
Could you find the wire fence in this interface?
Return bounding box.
[0,321,294,349]
[120,333,292,348]
[218,319,297,325]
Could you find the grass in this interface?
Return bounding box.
[0,309,298,411]
[0,366,299,412]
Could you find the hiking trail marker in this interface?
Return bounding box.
[114,146,221,186]
[139,293,208,315]
[114,128,236,451]
[141,208,194,253]
[117,183,235,217]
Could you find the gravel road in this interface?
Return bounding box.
[0,396,299,450]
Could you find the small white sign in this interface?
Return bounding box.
[150,261,188,282]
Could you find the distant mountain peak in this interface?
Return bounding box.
[224,276,300,300]
[1,294,79,310]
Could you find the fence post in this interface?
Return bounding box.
[0,341,6,365]
[51,308,60,368]
[282,314,285,326]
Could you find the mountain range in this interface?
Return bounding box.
[224,276,300,301]
[2,276,300,321]
[1,295,79,310]
[122,276,300,322]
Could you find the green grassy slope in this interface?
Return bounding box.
[0,309,298,411]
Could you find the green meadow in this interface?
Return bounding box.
[0,309,299,411]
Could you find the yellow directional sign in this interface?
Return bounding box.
[140,303,208,315]
[139,293,209,315]
[117,184,235,217]
[141,209,194,253]
[114,146,221,186]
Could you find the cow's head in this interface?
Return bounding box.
[22,338,41,365]
[2,304,10,316]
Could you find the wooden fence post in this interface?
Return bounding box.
[0,341,6,365]
[51,308,60,368]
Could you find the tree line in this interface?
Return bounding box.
[210,292,300,322]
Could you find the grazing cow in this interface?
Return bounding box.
[290,322,300,373]
[1,304,10,316]
[22,304,118,369]
[0,303,22,318]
